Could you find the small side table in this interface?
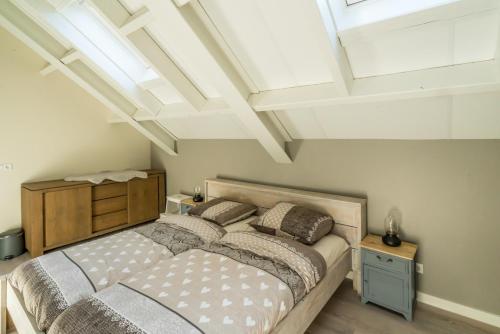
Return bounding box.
[360,234,417,321]
[166,194,191,214]
[180,198,205,215]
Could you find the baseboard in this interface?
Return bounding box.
[417,292,500,329]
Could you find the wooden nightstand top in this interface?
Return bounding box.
[181,198,205,207]
[360,234,417,260]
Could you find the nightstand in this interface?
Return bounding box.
[360,234,417,321]
[180,198,204,215]
[166,194,191,214]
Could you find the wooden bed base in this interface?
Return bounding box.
[3,178,366,334]
[272,248,352,334]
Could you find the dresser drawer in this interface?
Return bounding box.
[93,183,127,200]
[92,196,127,216]
[364,249,408,274]
[92,210,128,232]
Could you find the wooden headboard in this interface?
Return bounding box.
[205,178,367,293]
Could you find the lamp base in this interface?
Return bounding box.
[382,234,401,247]
[193,194,204,203]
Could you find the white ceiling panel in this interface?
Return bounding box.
[159,113,254,139]
[199,0,335,91]
[451,92,500,139]
[346,10,499,78]
[276,97,453,139]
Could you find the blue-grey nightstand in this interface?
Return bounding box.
[360,234,417,321]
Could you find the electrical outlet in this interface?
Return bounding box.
[0,163,14,171]
[416,263,424,274]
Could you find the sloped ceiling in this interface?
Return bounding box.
[1,0,500,163]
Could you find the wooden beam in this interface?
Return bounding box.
[250,60,500,111]
[173,0,192,7]
[40,63,56,76]
[312,0,353,96]
[0,1,177,155]
[109,108,233,123]
[59,49,81,64]
[119,6,152,36]
[151,0,291,163]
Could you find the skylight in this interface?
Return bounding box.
[59,2,159,85]
[21,0,162,112]
[331,0,460,32]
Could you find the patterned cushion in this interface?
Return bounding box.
[251,202,334,245]
[188,198,257,226]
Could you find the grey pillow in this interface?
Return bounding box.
[251,202,334,245]
[189,198,257,226]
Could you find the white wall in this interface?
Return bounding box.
[0,27,151,232]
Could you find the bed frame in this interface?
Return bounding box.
[2,177,366,334]
[204,178,367,334]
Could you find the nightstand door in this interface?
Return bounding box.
[180,203,192,215]
[363,264,409,312]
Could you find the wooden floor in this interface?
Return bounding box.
[1,254,499,334]
[307,280,500,334]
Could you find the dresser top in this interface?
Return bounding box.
[22,170,165,191]
[360,234,417,260]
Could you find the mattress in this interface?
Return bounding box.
[311,234,350,268]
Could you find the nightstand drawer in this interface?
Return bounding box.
[364,250,408,274]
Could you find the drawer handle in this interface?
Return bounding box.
[376,255,382,260]
[386,258,393,263]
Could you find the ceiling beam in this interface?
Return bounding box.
[119,6,152,36]
[0,0,177,155]
[109,108,233,123]
[137,0,291,163]
[312,0,353,96]
[250,60,500,111]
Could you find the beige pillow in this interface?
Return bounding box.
[189,198,257,226]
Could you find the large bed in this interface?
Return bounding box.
[4,178,366,334]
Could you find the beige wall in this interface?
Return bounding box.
[0,28,151,231]
[152,139,500,314]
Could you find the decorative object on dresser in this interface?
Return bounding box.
[361,234,417,320]
[180,197,205,215]
[21,170,166,257]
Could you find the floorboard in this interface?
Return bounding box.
[306,280,500,334]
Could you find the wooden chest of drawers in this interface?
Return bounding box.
[21,170,166,257]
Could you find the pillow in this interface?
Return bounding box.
[250,202,334,245]
[223,216,258,233]
[188,198,257,226]
[157,213,225,242]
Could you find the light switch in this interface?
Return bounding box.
[0,163,14,171]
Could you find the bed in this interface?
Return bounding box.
[5,216,226,333]
[5,178,366,334]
